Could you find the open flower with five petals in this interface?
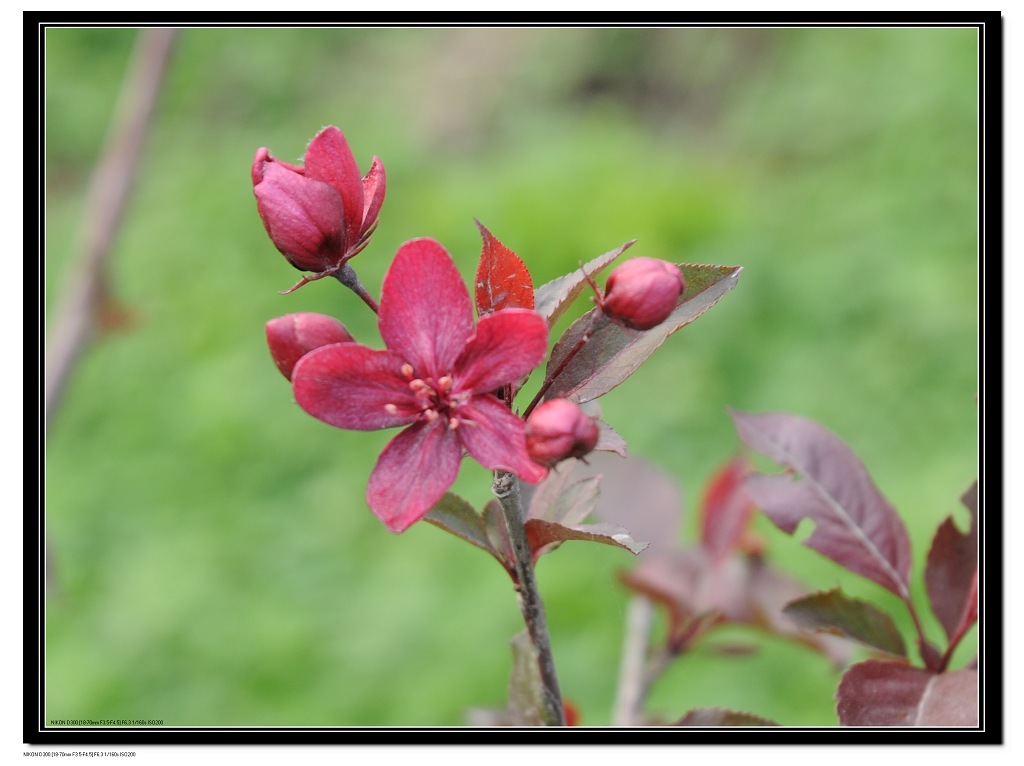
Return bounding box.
[291,238,549,532]
[252,126,385,290]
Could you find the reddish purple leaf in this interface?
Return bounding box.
[675,708,778,727]
[543,264,742,404]
[579,453,683,557]
[700,455,756,562]
[533,242,635,325]
[474,221,534,316]
[594,419,628,457]
[618,549,851,664]
[523,461,579,519]
[528,472,602,527]
[619,550,729,644]
[926,480,978,641]
[466,633,582,726]
[526,519,648,562]
[731,410,912,599]
[784,588,907,657]
[482,499,515,577]
[506,630,546,725]
[837,661,978,726]
[746,559,855,667]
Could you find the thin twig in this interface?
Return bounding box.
[612,595,654,725]
[45,28,178,432]
[521,312,600,420]
[492,471,565,726]
[334,263,380,314]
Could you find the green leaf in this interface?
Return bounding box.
[784,588,907,657]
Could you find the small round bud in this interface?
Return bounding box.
[602,257,685,331]
[266,312,355,381]
[525,399,600,467]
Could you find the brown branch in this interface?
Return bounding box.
[492,471,566,726]
[45,28,178,432]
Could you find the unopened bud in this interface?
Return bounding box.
[252,126,386,279]
[266,312,355,381]
[525,399,600,467]
[602,257,685,331]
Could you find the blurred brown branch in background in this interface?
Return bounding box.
[45,27,178,432]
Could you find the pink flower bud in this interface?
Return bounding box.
[266,312,355,381]
[602,257,685,331]
[525,399,600,467]
[252,126,385,278]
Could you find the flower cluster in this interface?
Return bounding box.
[271,238,549,532]
[255,126,691,533]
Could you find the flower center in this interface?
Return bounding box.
[397,364,473,429]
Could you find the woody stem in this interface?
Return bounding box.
[492,471,565,726]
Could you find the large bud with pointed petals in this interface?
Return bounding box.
[525,399,600,467]
[266,312,355,381]
[252,126,386,280]
[602,257,685,331]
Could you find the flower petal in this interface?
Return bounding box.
[361,156,386,237]
[266,313,355,381]
[304,126,365,248]
[458,395,549,483]
[379,239,474,378]
[367,420,463,532]
[254,161,346,272]
[292,343,421,430]
[454,308,549,394]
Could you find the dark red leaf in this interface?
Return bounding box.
[526,519,648,562]
[731,410,912,598]
[563,700,580,726]
[533,241,635,325]
[675,708,778,726]
[784,588,907,657]
[700,455,756,562]
[543,264,742,404]
[474,220,534,316]
[837,660,978,726]
[926,480,978,641]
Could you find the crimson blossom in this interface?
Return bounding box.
[252,126,385,286]
[291,238,550,533]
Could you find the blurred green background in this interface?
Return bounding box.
[44,27,978,727]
